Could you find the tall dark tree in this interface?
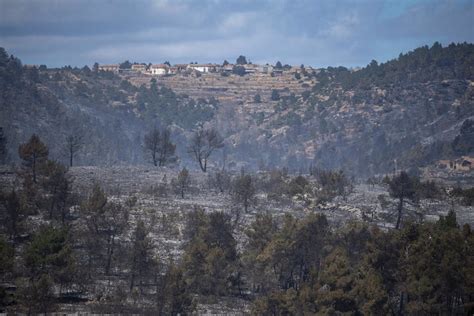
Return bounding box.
[0,127,7,164]
[316,247,357,313]
[101,202,129,275]
[158,264,195,314]
[24,226,75,296]
[129,220,155,292]
[41,160,72,223]
[182,211,238,296]
[1,190,23,239]
[64,133,83,167]
[188,127,224,172]
[243,213,277,292]
[271,89,280,101]
[81,185,129,276]
[119,60,132,69]
[0,235,13,276]
[18,134,49,183]
[253,94,262,103]
[232,65,246,76]
[388,171,417,229]
[80,185,107,275]
[144,127,177,167]
[236,55,247,65]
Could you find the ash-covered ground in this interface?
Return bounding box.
[1,164,473,314]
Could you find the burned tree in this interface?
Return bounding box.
[129,220,155,292]
[18,134,49,183]
[1,190,23,239]
[41,160,72,223]
[144,127,177,167]
[188,127,224,172]
[0,127,7,164]
[172,167,191,198]
[81,185,129,276]
[232,173,256,213]
[209,169,232,194]
[64,133,83,167]
[387,171,417,229]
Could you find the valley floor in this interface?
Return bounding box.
[1,164,473,314]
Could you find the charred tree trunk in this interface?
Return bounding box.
[396,197,404,229]
[105,235,115,275]
[32,153,37,183]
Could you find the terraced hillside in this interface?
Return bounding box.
[127,70,315,104]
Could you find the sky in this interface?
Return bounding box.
[0,0,473,68]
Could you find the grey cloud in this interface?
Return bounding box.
[0,0,472,68]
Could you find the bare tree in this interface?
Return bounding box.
[144,127,177,167]
[65,133,83,167]
[232,173,256,213]
[209,169,232,194]
[188,127,224,172]
[172,167,191,198]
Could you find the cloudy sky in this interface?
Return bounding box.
[0,0,473,68]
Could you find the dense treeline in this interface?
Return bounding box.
[250,212,474,315]
[317,42,474,90]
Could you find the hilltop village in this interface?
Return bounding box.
[97,57,316,77]
[93,57,321,105]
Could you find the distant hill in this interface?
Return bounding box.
[0,50,217,166]
[0,43,473,176]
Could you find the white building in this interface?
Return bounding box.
[222,64,234,73]
[149,64,169,75]
[253,64,273,74]
[188,64,214,73]
[98,64,119,72]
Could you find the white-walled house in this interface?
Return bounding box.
[258,64,273,74]
[149,64,169,75]
[188,64,214,73]
[98,64,119,72]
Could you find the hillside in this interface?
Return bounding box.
[1,43,473,177]
[128,68,313,104]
